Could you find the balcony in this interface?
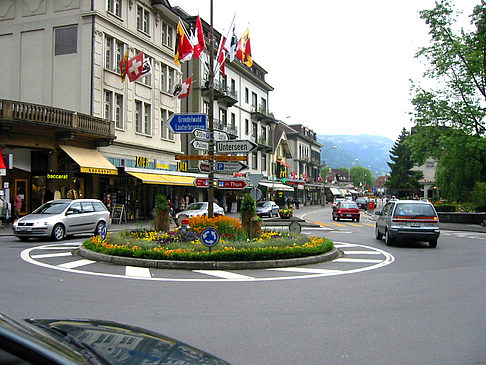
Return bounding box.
[0,99,116,144]
[213,118,238,138]
[202,79,238,107]
[251,104,275,122]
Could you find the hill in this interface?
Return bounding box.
[318,134,394,177]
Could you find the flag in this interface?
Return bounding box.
[318,175,323,183]
[119,50,129,82]
[236,28,253,67]
[175,20,194,65]
[141,56,152,78]
[191,16,205,59]
[172,76,193,99]
[224,16,237,61]
[216,35,226,76]
[126,52,144,82]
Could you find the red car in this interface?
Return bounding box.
[332,201,361,222]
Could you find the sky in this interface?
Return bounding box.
[169,0,481,141]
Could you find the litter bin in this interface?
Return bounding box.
[368,201,375,210]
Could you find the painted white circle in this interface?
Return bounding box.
[20,241,394,282]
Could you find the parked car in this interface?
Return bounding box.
[332,201,361,222]
[256,201,280,218]
[374,199,440,247]
[175,202,224,225]
[12,199,110,241]
[0,312,230,364]
[355,197,368,209]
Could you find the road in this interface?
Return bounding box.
[1,206,485,364]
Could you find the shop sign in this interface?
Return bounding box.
[217,180,247,189]
[177,162,188,172]
[136,156,150,168]
[47,173,70,180]
[80,167,118,175]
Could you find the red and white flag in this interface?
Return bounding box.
[191,16,205,59]
[127,52,144,82]
[172,76,193,99]
[215,36,227,76]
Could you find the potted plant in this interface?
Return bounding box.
[154,194,170,232]
[279,208,293,219]
[240,194,261,239]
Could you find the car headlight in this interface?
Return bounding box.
[33,221,48,227]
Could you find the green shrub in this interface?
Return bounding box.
[434,204,456,212]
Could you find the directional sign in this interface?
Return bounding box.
[198,161,212,173]
[192,129,229,141]
[201,228,220,247]
[176,155,248,161]
[217,179,248,189]
[165,113,207,133]
[191,139,208,151]
[215,161,248,174]
[194,178,209,187]
[216,140,258,154]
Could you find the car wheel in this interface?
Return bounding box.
[385,229,394,246]
[375,225,383,240]
[336,217,340,221]
[51,224,65,241]
[429,239,438,248]
[94,221,106,236]
[332,214,335,220]
[356,217,360,222]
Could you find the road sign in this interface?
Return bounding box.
[217,179,248,189]
[194,178,209,187]
[192,129,229,141]
[215,140,257,154]
[176,154,248,161]
[198,161,212,173]
[250,188,262,201]
[215,161,248,174]
[201,228,220,247]
[191,139,208,151]
[165,113,207,133]
[248,173,264,188]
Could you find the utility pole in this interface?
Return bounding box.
[207,0,215,218]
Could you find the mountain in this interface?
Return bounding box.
[317,134,394,177]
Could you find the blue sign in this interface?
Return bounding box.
[101,225,107,240]
[200,228,220,247]
[166,113,207,133]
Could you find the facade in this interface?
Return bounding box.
[412,158,437,200]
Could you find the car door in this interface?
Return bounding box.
[64,202,84,234]
[80,201,97,233]
[377,202,392,234]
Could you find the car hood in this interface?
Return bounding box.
[256,206,270,211]
[16,214,59,223]
[25,318,230,364]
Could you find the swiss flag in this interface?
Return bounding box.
[173,76,193,99]
[126,52,144,82]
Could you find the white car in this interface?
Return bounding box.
[175,202,225,225]
[256,201,280,218]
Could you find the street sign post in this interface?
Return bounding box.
[176,155,248,161]
[217,180,248,189]
[215,161,248,174]
[194,178,209,187]
[215,140,257,154]
[191,139,209,151]
[165,113,207,133]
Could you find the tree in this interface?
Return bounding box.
[409,0,486,200]
[385,129,423,198]
[350,166,374,190]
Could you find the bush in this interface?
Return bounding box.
[187,215,243,240]
[434,204,456,212]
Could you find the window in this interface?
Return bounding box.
[104,90,113,120]
[55,25,77,55]
[161,64,176,93]
[104,90,124,129]
[245,119,249,135]
[162,22,173,48]
[160,64,167,92]
[231,113,236,128]
[137,5,150,34]
[104,36,113,69]
[107,0,121,17]
[252,152,258,170]
[231,79,236,93]
[144,103,151,135]
[252,92,257,109]
[220,109,227,126]
[115,94,123,129]
[104,35,124,72]
[135,101,142,133]
[262,154,267,171]
[245,88,249,103]
[252,122,257,138]
[160,108,174,140]
[261,98,267,113]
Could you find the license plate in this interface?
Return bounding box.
[346,214,351,217]
[411,222,421,227]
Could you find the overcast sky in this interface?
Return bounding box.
[169,0,480,141]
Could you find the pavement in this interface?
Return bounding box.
[2,204,486,237]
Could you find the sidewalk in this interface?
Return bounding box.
[2,204,486,236]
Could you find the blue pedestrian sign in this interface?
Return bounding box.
[200,228,220,247]
[165,113,207,133]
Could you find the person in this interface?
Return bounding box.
[0,191,6,227]
[13,194,22,221]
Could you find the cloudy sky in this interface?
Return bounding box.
[169,0,480,141]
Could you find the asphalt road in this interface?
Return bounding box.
[1,206,485,364]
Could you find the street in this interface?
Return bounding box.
[1,205,485,364]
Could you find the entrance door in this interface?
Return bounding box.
[14,179,29,215]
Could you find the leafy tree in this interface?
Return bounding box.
[386,129,423,198]
[350,166,374,190]
[409,0,486,200]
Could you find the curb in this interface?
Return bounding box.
[75,246,342,270]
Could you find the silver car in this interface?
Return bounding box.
[375,199,440,247]
[256,201,280,218]
[13,199,111,241]
[175,202,225,225]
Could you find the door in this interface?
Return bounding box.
[14,179,29,216]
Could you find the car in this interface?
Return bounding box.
[256,201,280,218]
[0,312,230,364]
[332,201,361,222]
[332,197,346,207]
[12,199,110,241]
[355,197,368,209]
[374,199,440,247]
[175,202,224,225]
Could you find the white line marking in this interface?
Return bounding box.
[58,259,96,269]
[193,270,255,280]
[333,243,357,248]
[31,252,73,259]
[268,267,343,274]
[126,266,151,278]
[334,258,383,263]
[342,250,382,255]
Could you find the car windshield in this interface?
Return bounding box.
[257,202,271,207]
[393,203,436,218]
[32,202,70,214]
[341,203,358,209]
[185,202,206,211]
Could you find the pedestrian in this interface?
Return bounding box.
[13,194,22,222]
[0,191,6,227]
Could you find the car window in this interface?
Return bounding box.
[33,202,69,214]
[393,203,436,217]
[341,202,358,209]
[81,202,95,213]
[186,203,205,211]
[68,203,82,214]
[93,202,107,212]
[382,203,392,216]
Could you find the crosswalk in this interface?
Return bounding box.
[21,241,394,282]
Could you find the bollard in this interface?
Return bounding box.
[180,218,190,236]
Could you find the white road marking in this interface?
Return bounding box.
[31,252,73,259]
[268,267,343,275]
[58,259,96,269]
[126,266,152,278]
[342,250,382,255]
[193,270,255,280]
[334,258,383,263]
[34,246,80,250]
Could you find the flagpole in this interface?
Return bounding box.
[208,0,215,218]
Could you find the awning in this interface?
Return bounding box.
[126,171,195,186]
[259,182,294,192]
[277,159,290,168]
[329,188,342,196]
[59,145,117,175]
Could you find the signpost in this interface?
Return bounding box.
[198,161,212,173]
[215,161,248,174]
[215,140,257,154]
[217,180,248,189]
[191,139,209,151]
[165,113,207,133]
[175,155,248,161]
[194,178,209,187]
[192,129,229,141]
